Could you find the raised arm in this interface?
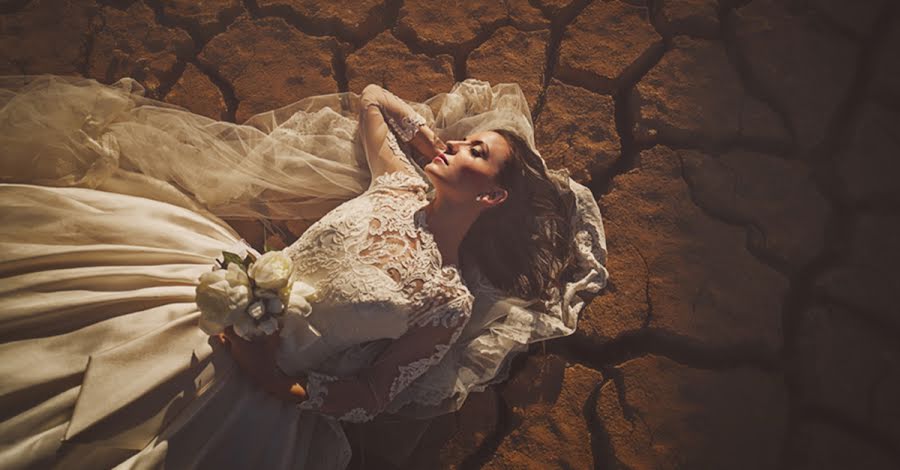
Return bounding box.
[358,84,446,179]
[298,294,472,422]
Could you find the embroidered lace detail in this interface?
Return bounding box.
[410,293,473,328]
[387,296,471,403]
[286,170,467,315]
[386,112,426,142]
[372,169,428,192]
[298,371,338,411]
[384,129,406,160]
[338,407,375,423]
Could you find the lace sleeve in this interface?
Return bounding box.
[357,84,425,181]
[298,294,473,422]
[360,84,427,142]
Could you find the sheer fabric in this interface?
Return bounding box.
[0,74,369,221]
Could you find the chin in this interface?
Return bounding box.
[425,175,448,190]
[423,162,442,180]
[423,169,452,195]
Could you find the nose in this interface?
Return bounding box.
[444,140,467,155]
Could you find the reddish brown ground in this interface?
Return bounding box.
[3,0,899,468]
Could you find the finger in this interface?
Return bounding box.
[289,383,307,400]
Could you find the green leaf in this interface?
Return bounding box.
[242,252,257,269]
[222,251,245,271]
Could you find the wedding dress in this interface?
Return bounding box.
[0,75,609,469]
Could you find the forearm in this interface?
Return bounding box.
[221,329,308,403]
[359,84,419,123]
[359,84,446,164]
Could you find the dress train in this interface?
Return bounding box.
[0,182,350,469]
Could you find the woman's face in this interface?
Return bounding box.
[424,130,512,206]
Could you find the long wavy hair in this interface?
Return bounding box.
[459,129,577,301]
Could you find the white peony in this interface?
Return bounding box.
[284,280,316,318]
[248,251,294,290]
[196,263,251,335]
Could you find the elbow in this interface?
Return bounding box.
[362,83,383,96]
[360,83,383,108]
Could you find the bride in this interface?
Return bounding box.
[0,75,608,469]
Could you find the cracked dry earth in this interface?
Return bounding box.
[3,0,899,468]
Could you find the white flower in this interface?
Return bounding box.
[284,280,316,318]
[196,263,251,335]
[248,251,294,290]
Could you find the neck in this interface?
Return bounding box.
[423,196,481,266]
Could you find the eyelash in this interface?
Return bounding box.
[461,137,485,158]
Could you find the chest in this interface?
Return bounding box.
[286,189,454,313]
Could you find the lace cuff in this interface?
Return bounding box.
[298,371,337,412]
[294,295,472,423]
[386,113,426,143]
[298,371,380,423]
[410,293,473,328]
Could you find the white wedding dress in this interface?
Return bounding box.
[0,75,609,469]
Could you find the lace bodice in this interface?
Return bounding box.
[278,86,473,423]
[287,171,466,321]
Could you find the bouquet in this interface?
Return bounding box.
[195,248,316,341]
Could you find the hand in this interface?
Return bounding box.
[220,328,308,403]
[409,125,447,167]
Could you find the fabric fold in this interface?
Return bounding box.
[63,313,215,450]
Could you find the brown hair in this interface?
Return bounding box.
[460,129,576,301]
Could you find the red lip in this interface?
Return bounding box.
[435,153,449,165]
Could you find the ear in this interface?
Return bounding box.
[476,187,508,208]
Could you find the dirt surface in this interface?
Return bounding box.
[3,0,899,468]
